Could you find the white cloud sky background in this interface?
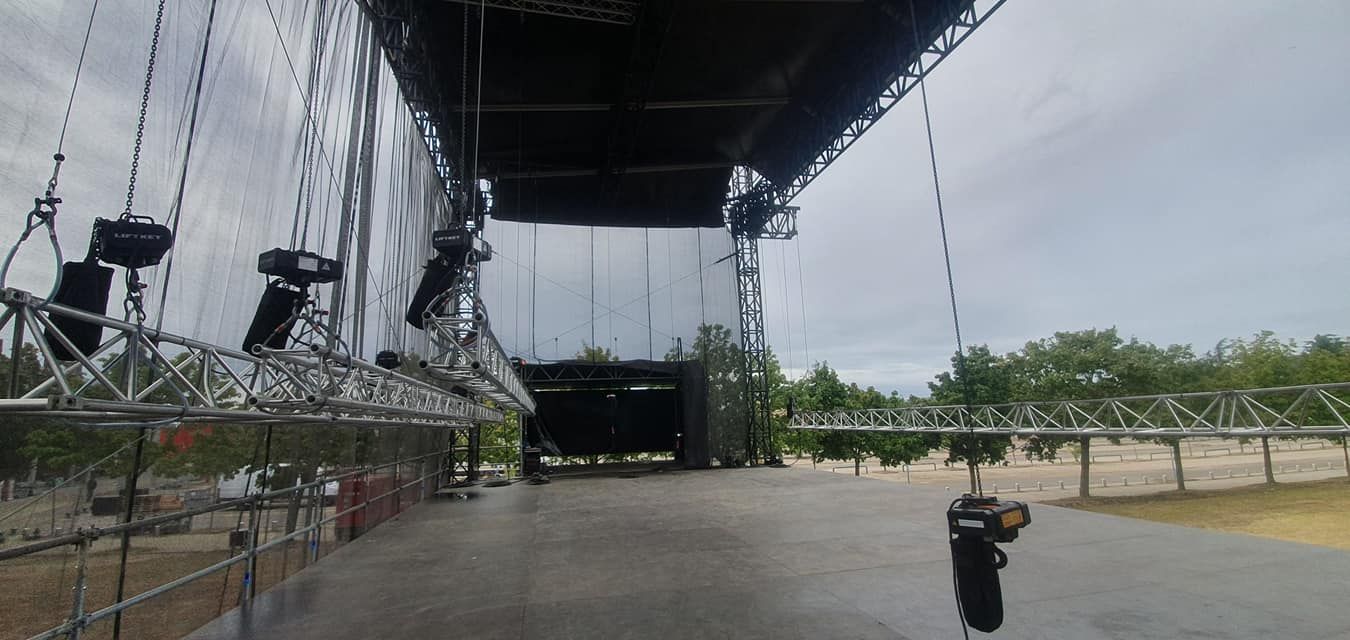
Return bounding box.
[775,0,1350,395]
[2,1,1348,397]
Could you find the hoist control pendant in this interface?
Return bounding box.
[92,217,174,269]
[258,248,343,287]
[375,350,401,370]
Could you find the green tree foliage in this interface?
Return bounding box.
[793,362,931,474]
[576,342,619,363]
[668,324,747,465]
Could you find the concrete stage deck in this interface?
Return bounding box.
[189,468,1350,639]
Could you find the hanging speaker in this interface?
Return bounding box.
[45,260,114,360]
[375,350,401,369]
[405,256,455,330]
[242,282,304,353]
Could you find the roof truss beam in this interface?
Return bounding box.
[439,0,639,25]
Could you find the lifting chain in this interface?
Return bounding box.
[122,0,166,219]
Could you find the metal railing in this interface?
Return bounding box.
[790,382,1350,437]
[2,449,452,640]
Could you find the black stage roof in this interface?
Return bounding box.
[387,0,982,228]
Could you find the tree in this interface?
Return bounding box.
[927,346,1014,489]
[576,342,619,363]
[797,362,931,474]
[667,324,747,465]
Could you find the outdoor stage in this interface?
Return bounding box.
[188,468,1350,639]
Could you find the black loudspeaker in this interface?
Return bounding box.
[242,283,304,353]
[375,350,401,369]
[46,261,114,360]
[405,256,455,330]
[522,447,543,475]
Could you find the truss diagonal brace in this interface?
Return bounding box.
[789,383,1350,438]
[0,289,502,428]
[418,281,536,414]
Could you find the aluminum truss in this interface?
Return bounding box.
[446,426,481,484]
[726,167,785,465]
[366,0,537,420]
[752,0,1007,207]
[365,0,459,198]
[790,383,1350,438]
[440,0,638,26]
[0,289,503,428]
[726,1,1006,463]
[523,363,680,386]
[419,275,536,414]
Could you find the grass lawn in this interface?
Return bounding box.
[1047,477,1350,551]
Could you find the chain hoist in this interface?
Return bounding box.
[122,0,165,219]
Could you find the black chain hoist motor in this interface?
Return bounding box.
[46,215,173,360]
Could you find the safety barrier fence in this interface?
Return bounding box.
[1,449,451,640]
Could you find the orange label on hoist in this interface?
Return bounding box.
[1000,510,1024,529]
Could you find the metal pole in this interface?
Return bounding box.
[1342,436,1349,478]
[248,425,272,599]
[1078,436,1090,499]
[1261,436,1276,484]
[242,495,259,602]
[8,311,24,398]
[1172,440,1186,491]
[68,536,90,640]
[111,427,147,640]
[326,17,371,335]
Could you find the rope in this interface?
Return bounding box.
[295,0,330,251]
[908,0,981,500]
[794,237,811,374]
[0,0,101,299]
[56,0,101,154]
[645,229,653,358]
[589,226,596,351]
[261,0,346,230]
[469,0,487,221]
[154,0,220,332]
[696,227,706,335]
[778,239,793,376]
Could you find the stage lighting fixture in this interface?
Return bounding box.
[243,249,343,353]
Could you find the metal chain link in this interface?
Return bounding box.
[125,269,147,323]
[123,0,167,218]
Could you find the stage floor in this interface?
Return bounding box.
[188,467,1350,639]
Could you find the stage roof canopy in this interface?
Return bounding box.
[386,0,986,227]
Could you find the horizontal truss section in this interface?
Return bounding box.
[419,278,536,414]
[790,383,1350,437]
[0,289,502,428]
[441,0,638,25]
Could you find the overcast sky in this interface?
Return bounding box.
[771,0,1350,395]
[2,1,1348,398]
